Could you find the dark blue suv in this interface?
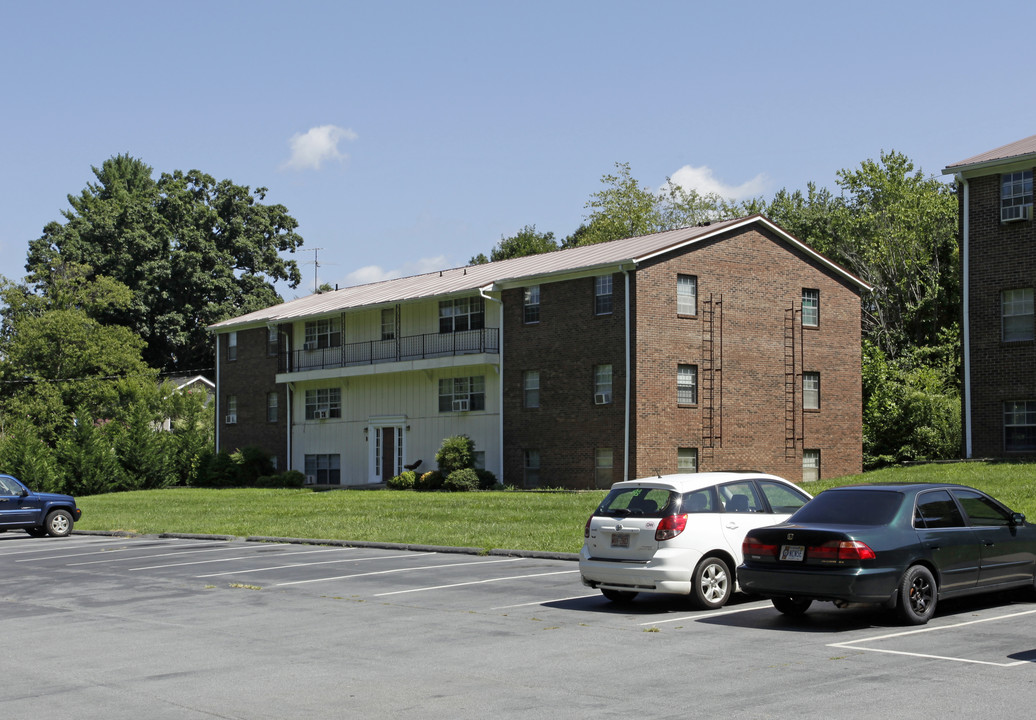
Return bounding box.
[0,474,82,537]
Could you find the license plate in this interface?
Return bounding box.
[611,533,630,548]
[780,545,805,561]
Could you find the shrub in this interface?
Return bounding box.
[415,470,444,491]
[255,471,306,489]
[443,467,481,492]
[435,435,475,475]
[196,451,240,488]
[387,470,417,490]
[475,468,499,490]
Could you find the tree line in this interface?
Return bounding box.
[0,151,958,496]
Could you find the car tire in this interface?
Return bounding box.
[691,556,732,610]
[772,596,812,616]
[896,565,936,625]
[44,509,74,537]
[601,589,638,603]
[25,527,48,538]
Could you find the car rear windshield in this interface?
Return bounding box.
[789,489,903,526]
[596,487,679,518]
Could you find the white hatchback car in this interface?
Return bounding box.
[579,472,812,609]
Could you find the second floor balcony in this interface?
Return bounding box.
[279,327,499,373]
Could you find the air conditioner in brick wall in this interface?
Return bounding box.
[452,399,470,412]
[594,392,611,405]
[1002,205,1031,223]
[225,414,237,424]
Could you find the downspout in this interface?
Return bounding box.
[957,174,972,458]
[287,382,294,471]
[479,286,504,479]
[214,335,221,452]
[624,269,632,482]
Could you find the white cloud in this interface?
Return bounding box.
[281,125,358,171]
[666,164,769,201]
[341,256,450,288]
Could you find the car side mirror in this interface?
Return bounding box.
[20,489,28,498]
[1011,512,1026,526]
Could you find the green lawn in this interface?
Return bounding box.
[75,461,1036,554]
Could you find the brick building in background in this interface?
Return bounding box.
[945,135,1036,458]
[210,215,869,489]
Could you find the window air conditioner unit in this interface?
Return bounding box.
[452,398,470,412]
[225,414,237,424]
[1002,205,1031,223]
[315,409,329,419]
[303,341,317,351]
[594,392,611,405]
[305,475,316,484]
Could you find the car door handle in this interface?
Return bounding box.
[725,522,740,530]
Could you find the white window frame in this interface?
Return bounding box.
[381,308,396,341]
[678,447,698,473]
[1004,400,1036,452]
[1001,170,1033,221]
[225,395,238,424]
[1002,289,1034,342]
[595,448,614,488]
[439,297,484,334]
[595,275,613,315]
[803,372,820,410]
[438,376,486,412]
[802,288,819,327]
[227,331,237,361]
[304,318,341,350]
[594,364,613,404]
[523,370,540,408]
[677,274,697,316]
[267,392,278,423]
[524,285,540,324]
[524,449,540,488]
[304,454,341,485]
[678,364,698,405]
[803,449,820,482]
[305,387,342,419]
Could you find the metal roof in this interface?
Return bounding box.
[209,214,870,331]
[943,133,1036,175]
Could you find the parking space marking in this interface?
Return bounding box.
[375,569,579,597]
[274,556,525,587]
[493,593,598,610]
[196,551,431,578]
[65,543,273,566]
[127,544,311,571]
[2,537,140,558]
[639,601,774,625]
[828,607,1036,667]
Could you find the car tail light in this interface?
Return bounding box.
[655,514,688,541]
[584,516,592,538]
[742,536,778,557]
[808,540,876,561]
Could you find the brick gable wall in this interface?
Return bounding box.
[217,327,288,465]
[964,172,1036,457]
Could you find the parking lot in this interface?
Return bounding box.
[3,532,1035,718]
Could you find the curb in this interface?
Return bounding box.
[72,530,579,561]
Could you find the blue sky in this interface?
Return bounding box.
[2,0,1033,298]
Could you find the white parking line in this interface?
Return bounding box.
[375,569,579,597]
[828,607,1036,667]
[274,557,524,587]
[493,593,598,609]
[639,600,774,625]
[126,545,307,570]
[66,543,280,566]
[196,551,430,578]
[2,537,142,558]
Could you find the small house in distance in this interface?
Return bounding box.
[209,215,869,488]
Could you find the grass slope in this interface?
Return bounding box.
[75,462,1036,554]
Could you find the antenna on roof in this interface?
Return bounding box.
[302,248,325,293]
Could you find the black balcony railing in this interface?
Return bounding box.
[280,327,499,373]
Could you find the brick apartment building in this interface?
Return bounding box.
[945,134,1036,458]
[209,215,869,489]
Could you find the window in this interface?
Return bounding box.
[677,364,698,405]
[1004,400,1036,452]
[759,480,811,513]
[524,450,540,488]
[954,489,1012,527]
[225,395,237,424]
[802,289,819,327]
[803,372,820,410]
[304,318,341,350]
[227,331,237,361]
[523,370,540,408]
[267,392,278,423]
[678,447,698,473]
[803,449,820,482]
[438,376,486,412]
[1001,170,1033,221]
[915,489,966,529]
[381,308,396,341]
[595,275,613,315]
[677,275,697,315]
[304,454,341,485]
[718,481,763,512]
[524,286,540,324]
[305,388,342,419]
[439,297,484,333]
[473,451,485,470]
[1002,289,1034,342]
[595,448,614,489]
[594,365,613,404]
[267,326,278,356]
